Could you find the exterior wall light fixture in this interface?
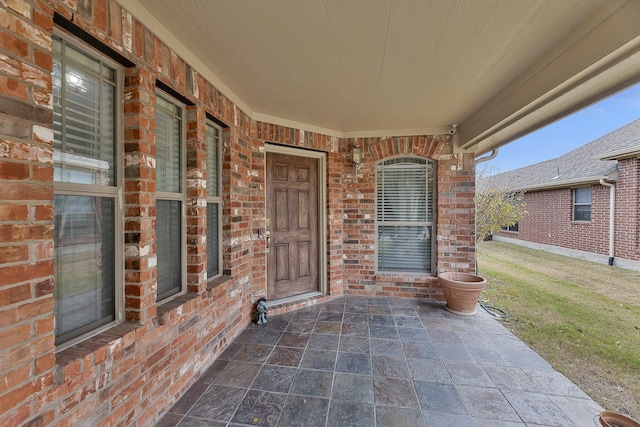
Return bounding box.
[352,145,362,182]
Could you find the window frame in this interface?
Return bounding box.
[573,187,592,222]
[205,118,223,280]
[155,91,187,301]
[501,222,519,232]
[52,32,124,348]
[375,156,436,274]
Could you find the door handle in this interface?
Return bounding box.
[266,231,271,253]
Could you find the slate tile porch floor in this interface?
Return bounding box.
[156,297,603,427]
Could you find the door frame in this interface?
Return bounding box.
[265,143,328,300]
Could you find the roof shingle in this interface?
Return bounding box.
[482,118,640,191]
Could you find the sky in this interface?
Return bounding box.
[484,83,640,174]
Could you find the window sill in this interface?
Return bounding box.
[206,274,233,292]
[155,275,233,324]
[55,321,142,382]
[374,271,436,280]
[157,292,202,326]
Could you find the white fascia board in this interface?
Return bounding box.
[518,174,617,192]
[460,1,640,155]
[597,148,640,160]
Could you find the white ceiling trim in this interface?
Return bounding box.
[253,111,451,139]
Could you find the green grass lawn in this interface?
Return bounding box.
[478,241,640,420]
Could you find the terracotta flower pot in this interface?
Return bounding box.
[437,271,487,316]
[599,411,640,427]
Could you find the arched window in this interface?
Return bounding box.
[376,157,435,273]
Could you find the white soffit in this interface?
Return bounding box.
[123,0,640,152]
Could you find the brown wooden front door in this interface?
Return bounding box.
[266,152,319,299]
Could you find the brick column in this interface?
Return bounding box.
[0,1,56,425]
[223,132,252,279]
[185,105,207,295]
[615,158,640,261]
[123,67,157,323]
[437,151,477,274]
[326,150,345,295]
[249,130,267,297]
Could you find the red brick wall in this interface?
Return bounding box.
[335,136,477,299]
[123,66,157,323]
[250,125,348,302]
[0,1,478,426]
[497,179,640,262]
[0,1,56,426]
[615,158,640,261]
[437,150,478,274]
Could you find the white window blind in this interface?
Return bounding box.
[54,195,115,343]
[155,93,184,300]
[156,200,182,300]
[573,187,591,221]
[205,120,222,278]
[206,122,220,198]
[53,38,116,186]
[377,158,434,273]
[156,95,182,193]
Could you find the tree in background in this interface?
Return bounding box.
[475,165,527,242]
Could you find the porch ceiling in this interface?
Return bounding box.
[125,0,640,155]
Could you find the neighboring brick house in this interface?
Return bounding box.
[1,1,639,426]
[490,118,640,271]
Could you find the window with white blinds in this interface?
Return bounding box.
[155,93,185,300]
[205,120,222,279]
[52,35,122,346]
[156,200,182,300]
[573,187,591,221]
[376,158,435,273]
[156,95,182,194]
[53,38,116,186]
